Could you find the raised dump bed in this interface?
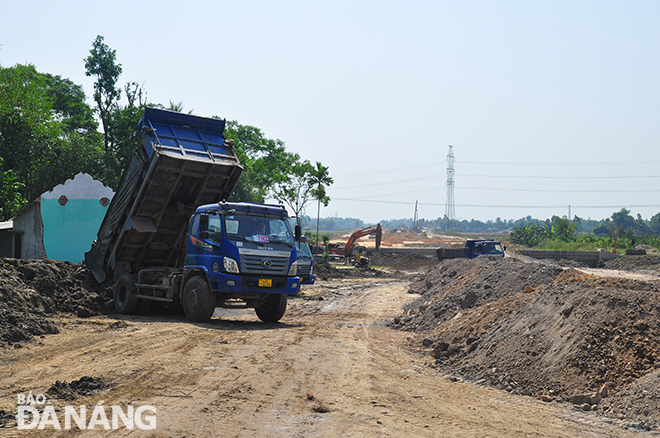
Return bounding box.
[86,107,243,283]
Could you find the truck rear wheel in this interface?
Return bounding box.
[182,276,215,322]
[114,275,138,314]
[255,294,287,323]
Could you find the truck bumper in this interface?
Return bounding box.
[301,274,316,285]
[214,274,300,295]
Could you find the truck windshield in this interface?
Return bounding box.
[223,214,294,245]
[296,241,312,258]
[483,242,504,255]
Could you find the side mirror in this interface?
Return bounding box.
[200,214,209,232]
[295,224,301,241]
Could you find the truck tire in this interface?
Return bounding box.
[114,275,139,314]
[182,276,215,322]
[255,294,287,323]
[135,298,152,315]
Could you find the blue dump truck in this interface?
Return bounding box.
[85,108,300,323]
[436,239,505,261]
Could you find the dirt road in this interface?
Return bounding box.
[0,276,645,437]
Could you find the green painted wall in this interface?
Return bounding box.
[41,199,108,263]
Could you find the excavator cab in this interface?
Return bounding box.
[353,245,369,268]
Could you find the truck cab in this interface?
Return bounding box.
[295,236,316,285]
[466,239,505,258]
[183,202,301,321]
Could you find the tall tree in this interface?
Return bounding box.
[224,121,299,202]
[0,64,57,176]
[84,35,123,152]
[0,157,25,220]
[0,64,103,214]
[271,160,315,224]
[96,82,148,189]
[42,73,99,138]
[308,161,333,243]
[650,212,660,234]
[550,215,576,242]
[166,100,194,114]
[611,208,634,231]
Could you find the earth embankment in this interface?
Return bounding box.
[399,255,660,430]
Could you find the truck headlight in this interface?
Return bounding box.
[223,257,240,274]
[309,265,313,275]
[288,261,297,276]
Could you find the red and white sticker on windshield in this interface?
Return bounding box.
[255,235,269,243]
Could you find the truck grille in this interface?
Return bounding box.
[239,249,290,276]
[297,264,310,276]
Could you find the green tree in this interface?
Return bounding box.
[43,73,99,138]
[611,208,634,232]
[90,81,147,189]
[0,158,25,220]
[165,100,194,114]
[650,213,660,234]
[634,213,652,236]
[0,64,58,180]
[608,221,625,252]
[99,103,143,189]
[0,64,102,206]
[308,161,333,243]
[272,160,315,224]
[84,35,123,152]
[224,121,299,202]
[550,215,576,242]
[509,223,549,247]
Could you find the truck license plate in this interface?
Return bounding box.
[259,279,272,287]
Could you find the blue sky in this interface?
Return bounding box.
[2,1,660,223]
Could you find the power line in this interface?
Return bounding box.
[331,185,660,199]
[333,160,660,179]
[459,186,660,193]
[331,197,660,209]
[457,174,660,180]
[331,173,660,191]
[334,161,443,178]
[460,160,660,166]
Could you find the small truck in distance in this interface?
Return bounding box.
[436,239,505,261]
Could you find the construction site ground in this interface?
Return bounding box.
[329,228,466,251]
[0,237,659,436]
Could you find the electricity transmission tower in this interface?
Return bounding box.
[445,145,456,229]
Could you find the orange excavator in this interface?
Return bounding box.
[329,224,382,264]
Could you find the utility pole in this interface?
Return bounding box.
[445,145,456,230]
[413,200,419,231]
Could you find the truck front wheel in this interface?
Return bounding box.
[182,276,215,322]
[255,294,287,323]
[114,275,139,314]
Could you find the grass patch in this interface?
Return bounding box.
[536,240,604,251]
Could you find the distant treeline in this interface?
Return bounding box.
[301,208,660,236]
